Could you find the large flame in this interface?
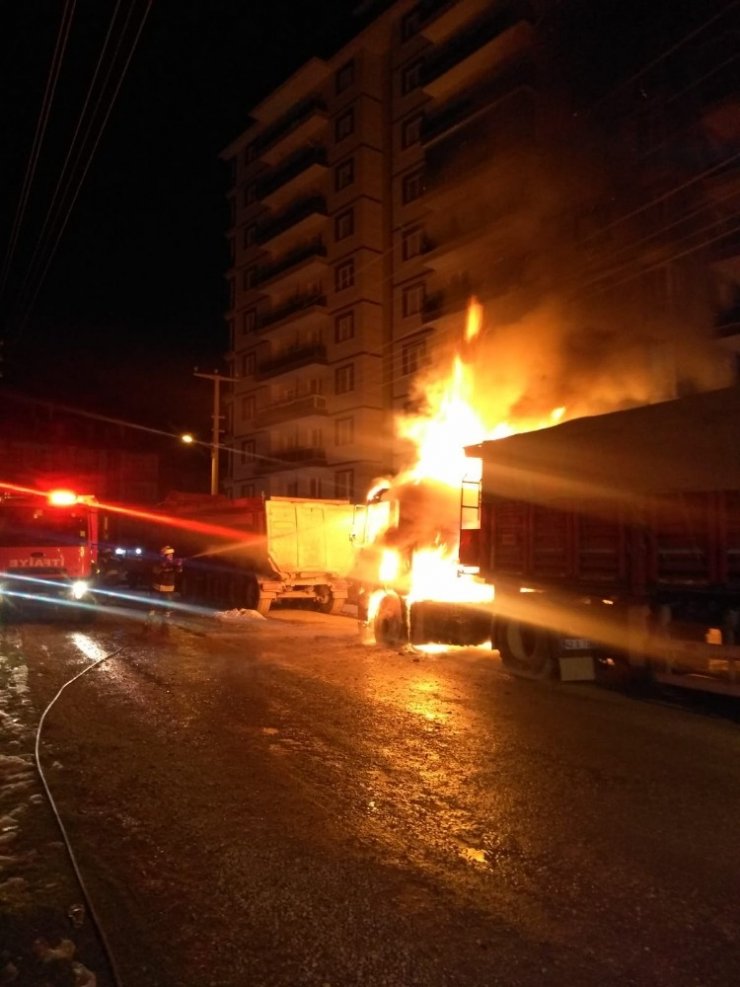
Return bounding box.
[360,298,571,614]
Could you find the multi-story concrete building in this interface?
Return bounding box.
[220,0,740,500]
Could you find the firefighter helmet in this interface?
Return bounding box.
[161,546,175,556]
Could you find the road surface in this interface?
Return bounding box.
[2,606,740,986]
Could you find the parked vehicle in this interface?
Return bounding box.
[0,487,100,619]
[371,386,740,697]
[160,493,358,615]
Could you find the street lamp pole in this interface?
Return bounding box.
[193,369,238,495]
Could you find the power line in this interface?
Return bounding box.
[11,0,128,324]
[0,0,77,303]
[10,0,154,340]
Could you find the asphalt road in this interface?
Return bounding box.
[3,607,740,987]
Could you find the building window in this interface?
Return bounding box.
[402,338,427,376]
[228,278,235,308]
[241,439,256,462]
[402,225,424,260]
[335,208,354,241]
[228,198,236,225]
[243,183,257,206]
[335,416,354,445]
[335,309,355,342]
[401,59,423,95]
[402,282,425,317]
[335,364,355,394]
[242,308,257,334]
[287,480,299,496]
[244,142,257,164]
[309,478,322,498]
[336,59,355,94]
[243,224,257,248]
[241,395,256,420]
[243,266,258,290]
[335,469,355,500]
[335,259,355,292]
[228,237,235,264]
[227,157,237,185]
[335,156,355,191]
[335,107,355,142]
[402,168,424,203]
[401,9,420,41]
[241,351,256,376]
[240,483,255,497]
[402,113,423,149]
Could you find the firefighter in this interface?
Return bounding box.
[146,545,179,633]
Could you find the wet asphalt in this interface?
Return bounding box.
[3,607,740,986]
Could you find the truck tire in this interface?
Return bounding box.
[315,586,346,615]
[373,592,407,647]
[495,618,555,679]
[244,576,270,615]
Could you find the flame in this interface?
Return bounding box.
[359,297,569,623]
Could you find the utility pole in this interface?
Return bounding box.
[193,369,238,495]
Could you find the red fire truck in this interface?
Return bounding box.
[0,488,100,619]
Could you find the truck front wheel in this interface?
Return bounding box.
[495,618,555,679]
[373,592,407,647]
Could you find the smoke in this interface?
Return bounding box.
[398,7,734,453]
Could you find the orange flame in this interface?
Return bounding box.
[361,297,569,612]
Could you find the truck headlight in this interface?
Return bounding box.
[71,580,89,600]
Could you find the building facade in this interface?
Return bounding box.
[221,0,740,500]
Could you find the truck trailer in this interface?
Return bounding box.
[457,384,740,695]
[160,493,359,616]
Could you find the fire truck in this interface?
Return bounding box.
[369,385,740,698]
[0,488,100,619]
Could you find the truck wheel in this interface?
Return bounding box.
[315,587,346,615]
[241,576,260,613]
[373,592,407,647]
[495,618,554,679]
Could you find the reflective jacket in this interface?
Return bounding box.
[152,556,178,593]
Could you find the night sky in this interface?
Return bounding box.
[0,0,353,435]
[0,0,731,439]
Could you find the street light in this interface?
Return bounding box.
[180,433,195,445]
[193,369,239,495]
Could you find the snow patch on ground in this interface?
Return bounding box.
[215,608,267,622]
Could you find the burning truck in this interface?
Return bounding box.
[352,300,740,698]
[366,385,740,698]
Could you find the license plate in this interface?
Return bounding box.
[560,637,593,650]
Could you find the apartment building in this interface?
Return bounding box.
[220,0,740,500]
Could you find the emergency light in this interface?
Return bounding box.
[48,489,78,506]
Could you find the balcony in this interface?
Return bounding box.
[256,343,327,380]
[260,290,327,330]
[420,0,491,43]
[422,5,533,100]
[257,145,328,211]
[256,237,327,293]
[255,96,328,166]
[272,446,328,468]
[259,393,329,427]
[421,61,533,147]
[257,195,327,253]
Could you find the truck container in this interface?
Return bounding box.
[460,384,740,695]
[160,493,358,615]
